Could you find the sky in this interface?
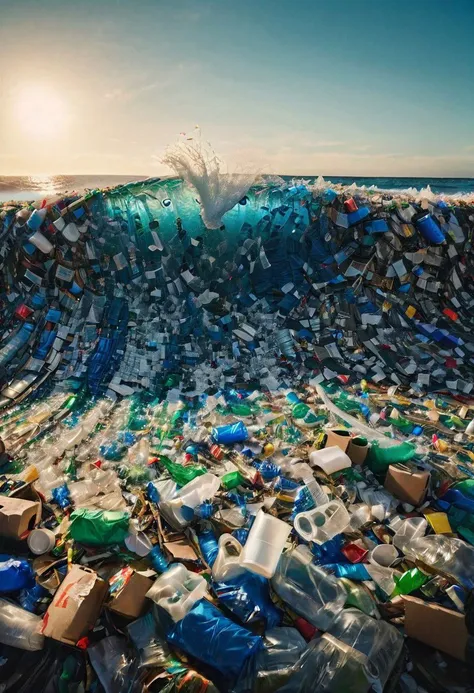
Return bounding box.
[0,0,473,177]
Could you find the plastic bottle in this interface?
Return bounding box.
[407,534,474,589]
[271,545,346,630]
[294,500,350,544]
[212,421,248,444]
[0,599,45,650]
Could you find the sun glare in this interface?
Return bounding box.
[14,84,68,139]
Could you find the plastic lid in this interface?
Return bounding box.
[27,528,55,555]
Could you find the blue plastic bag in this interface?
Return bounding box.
[0,556,35,592]
[166,598,263,678]
[214,571,282,629]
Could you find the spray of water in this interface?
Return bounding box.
[162,134,257,229]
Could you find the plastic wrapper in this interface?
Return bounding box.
[233,627,307,693]
[214,570,282,629]
[166,598,263,679]
[88,636,138,693]
[127,612,170,668]
[327,608,403,688]
[0,556,35,592]
[0,598,45,651]
[271,546,346,630]
[68,508,130,546]
[275,634,372,693]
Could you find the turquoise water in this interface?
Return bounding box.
[1,174,474,202]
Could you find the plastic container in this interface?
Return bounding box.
[212,533,246,581]
[27,528,56,555]
[294,501,350,544]
[393,516,427,552]
[146,563,208,621]
[271,546,346,630]
[0,599,45,651]
[212,421,248,444]
[309,446,351,474]
[173,472,220,510]
[407,534,474,589]
[241,511,291,578]
[369,543,398,567]
[28,230,53,254]
[415,212,445,244]
[327,608,403,686]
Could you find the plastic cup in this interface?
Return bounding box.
[27,528,56,555]
[369,544,399,568]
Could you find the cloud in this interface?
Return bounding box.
[312,140,345,147]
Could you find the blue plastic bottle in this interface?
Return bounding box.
[415,213,445,244]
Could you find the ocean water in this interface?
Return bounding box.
[1,173,474,203]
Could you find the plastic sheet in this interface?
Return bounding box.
[69,508,130,546]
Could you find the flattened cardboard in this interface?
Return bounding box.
[384,463,429,506]
[108,570,155,619]
[325,429,351,453]
[41,565,107,645]
[403,596,468,661]
[0,495,40,539]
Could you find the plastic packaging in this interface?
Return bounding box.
[407,534,474,588]
[309,446,352,474]
[166,598,263,679]
[0,598,45,650]
[0,557,35,592]
[241,511,291,578]
[212,421,249,444]
[271,546,346,630]
[294,501,350,544]
[327,608,403,687]
[212,533,246,581]
[69,508,130,546]
[146,563,208,620]
[393,516,427,552]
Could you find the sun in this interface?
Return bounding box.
[14,84,68,139]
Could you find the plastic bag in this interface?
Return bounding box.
[0,556,35,592]
[88,635,138,693]
[127,612,170,668]
[214,571,282,629]
[166,598,263,679]
[366,439,416,474]
[69,508,130,546]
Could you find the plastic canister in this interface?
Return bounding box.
[415,213,445,244]
[28,231,53,254]
[212,534,246,582]
[241,511,291,578]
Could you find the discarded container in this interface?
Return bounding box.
[241,511,291,578]
[294,500,350,544]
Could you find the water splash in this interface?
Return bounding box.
[162,135,257,229]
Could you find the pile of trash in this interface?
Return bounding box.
[0,175,473,692]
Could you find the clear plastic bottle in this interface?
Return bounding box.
[0,599,45,651]
[271,545,346,630]
[408,534,474,589]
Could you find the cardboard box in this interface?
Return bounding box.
[384,464,429,506]
[42,565,107,645]
[0,495,41,539]
[108,568,155,619]
[347,437,368,465]
[324,429,351,453]
[403,596,468,661]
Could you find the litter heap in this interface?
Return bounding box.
[0,178,473,692]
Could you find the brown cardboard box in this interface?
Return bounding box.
[108,569,155,619]
[0,495,41,539]
[324,429,351,453]
[384,464,429,506]
[347,437,368,465]
[403,596,468,661]
[41,565,107,645]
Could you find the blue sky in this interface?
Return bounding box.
[0,0,473,175]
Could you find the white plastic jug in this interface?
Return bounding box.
[309,446,351,474]
[241,511,290,578]
[294,501,350,544]
[212,534,245,582]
